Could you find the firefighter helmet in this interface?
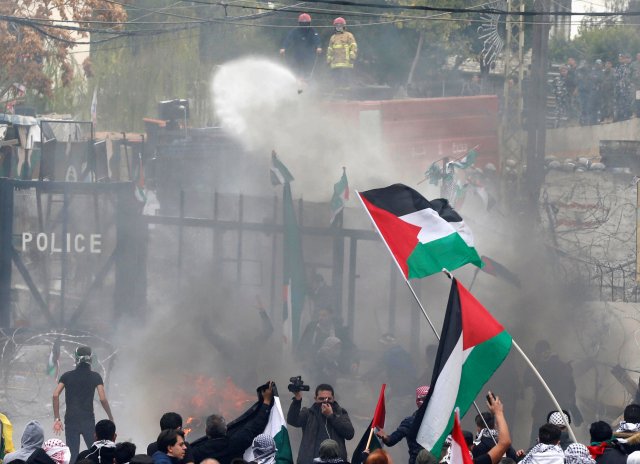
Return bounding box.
[333,17,346,26]
[298,13,311,23]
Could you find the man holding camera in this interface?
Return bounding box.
[287,383,354,464]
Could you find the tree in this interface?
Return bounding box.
[0,0,126,104]
[387,0,469,87]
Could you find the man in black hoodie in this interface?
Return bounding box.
[190,382,273,464]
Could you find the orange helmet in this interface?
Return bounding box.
[298,13,311,23]
[333,17,346,26]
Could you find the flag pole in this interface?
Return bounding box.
[356,191,497,444]
[511,340,578,443]
[354,191,440,336]
[364,428,375,452]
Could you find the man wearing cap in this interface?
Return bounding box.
[547,410,574,450]
[375,386,430,464]
[52,346,114,463]
[280,13,322,80]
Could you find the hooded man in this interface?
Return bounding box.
[3,421,44,464]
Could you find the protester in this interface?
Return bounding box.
[471,394,512,464]
[152,430,187,464]
[519,424,564,464]
[472,411,518,460]
[250,434,276,464]
[42,439,71,464]
[190,381,273,464]
[364,450,392,464]
[524,340,581,444]
[287,383,354,464]
[115,443,137,464]
[3,421,44,464]
[375,386,429,464]
[76,419,117,464]
[547,410,574,450]
[565,444,596,464]
[616,404,640,436]
[52,346,114,463]
[0,412,15,460]
[588,421,628,464]
[146,412,194,464]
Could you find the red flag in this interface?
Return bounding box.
[450,409,473,464]
[372,384,386,429]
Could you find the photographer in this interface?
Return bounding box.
[191,381,273,464]
[286,383,354,464]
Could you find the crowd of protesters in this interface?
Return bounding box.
[552,54,640,127]
[2,335,640,464]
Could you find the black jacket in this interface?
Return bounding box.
[190,403,270,464]
[287,399,354,464]
[383,413,423,464]
[595,448,628,464]
[77,443,116,464]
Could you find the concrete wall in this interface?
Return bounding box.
[545,118,640,159]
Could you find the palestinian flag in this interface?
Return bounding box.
[271,151,294,186]
[449,409,473,464]
[351,421,383,464]
[46,337,61,377]
[411,278,511,457]
[282,182,306,348]
[450,149,478,169]
[480,256,521,288]
[244,395,293,464]
[330,167,349,225]
[357,184,483,279]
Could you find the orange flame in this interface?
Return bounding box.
[172,375,255,437]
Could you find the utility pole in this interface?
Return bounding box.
[524,0,550,218]
[499,0,526,207]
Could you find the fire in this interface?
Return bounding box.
[173,375,255,437]
[182,417,194,438]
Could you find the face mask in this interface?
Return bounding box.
[335,26,344,32]
[299,22,311,28]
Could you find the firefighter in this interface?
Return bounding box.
[326,17,357,89]
[280,13,322,81]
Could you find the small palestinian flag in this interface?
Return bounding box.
[271,151,294,186]
[358,184,483,279]
[330,167,349,225]
[411,278,511,457]
[449,409,473,464]
[450,149,478,170]
[351,421,383,464]
[46,337,61,378]
[480,256,521,288]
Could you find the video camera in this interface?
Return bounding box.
[288,376,310,393]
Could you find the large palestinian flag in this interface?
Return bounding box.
[357,184,483,278]
[411,278,511,457]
